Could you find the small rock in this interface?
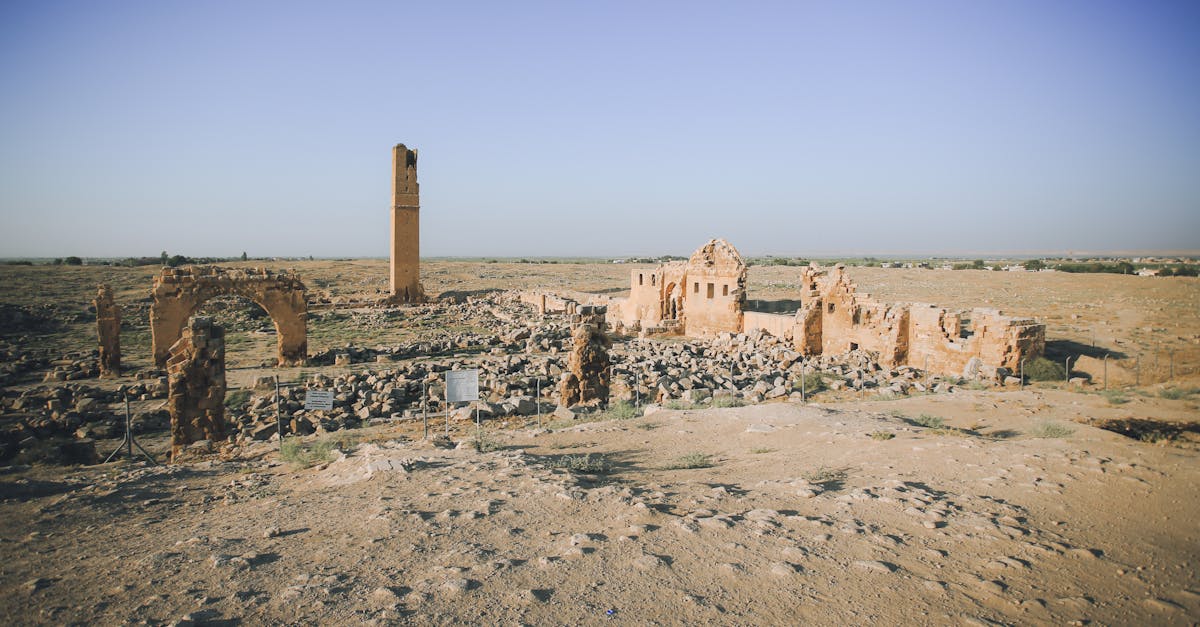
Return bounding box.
[852,560,896,573]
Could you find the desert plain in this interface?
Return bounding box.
[0,259,1198,626]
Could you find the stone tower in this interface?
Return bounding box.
[390,143,423,302]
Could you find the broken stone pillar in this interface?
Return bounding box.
[167,317,227,461]
[94,284,120,378]
[559,306,611,407]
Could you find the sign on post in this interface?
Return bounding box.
[304,389,335,411]
[445,370,480,403]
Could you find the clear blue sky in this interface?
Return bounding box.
[1,1,1197,258]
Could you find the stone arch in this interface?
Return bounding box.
[662,282,681,320]
[151,266,307,367]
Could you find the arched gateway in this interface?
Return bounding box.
[150,266,307,367]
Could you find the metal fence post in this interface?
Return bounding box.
[275,376,282,449]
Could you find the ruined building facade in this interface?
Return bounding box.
[607,239,1044,378]
[390,143,424,303]
[619,238,747,338]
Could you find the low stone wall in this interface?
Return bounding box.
[742,311,795,339]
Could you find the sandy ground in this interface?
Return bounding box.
[1,260,1198,625]
[1,390,1198,625]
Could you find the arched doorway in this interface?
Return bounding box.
[150,266,307,367]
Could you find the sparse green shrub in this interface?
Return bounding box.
[913,414,945,429]
[1158,387,1200,401]
[1101,390,1129,405]
[63,256,83,266]
[1029,421,1075,438]
[665,452,714,470]
[794,372,829,395]
[470,430,501,452]
[750,447,773,454]
[280,437,339,468]
[803,466,847,484]
[711,396,746,408]
[664,400,695,410]
[601,400,641,421]
[1024,357,1066,382]
[548,453,610,473]
[869,431,895,441]
[1139,429,1177,444]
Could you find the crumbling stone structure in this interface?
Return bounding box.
[390,143,424,303]
[94,284,120,378]
[618,238,747,338]
[608,239,1044,378]
[559,306,611,406]
[788,264,1045,376]
[167,316,227,460]
[150,266,307,367]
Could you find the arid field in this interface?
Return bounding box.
[1,260,1198,625]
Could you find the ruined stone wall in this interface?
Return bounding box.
[906,306,1044,376]
[681,239,747,338]
[559,306,611,406]
[150,266,307,367]
[742,311,795,339]
[802,266,910,366]
[616,262,687,330]
[94,284,120,378]
[792,264,1045,377]
[167,317,226,460]
[390,143,424,303]
[623,267,665,325]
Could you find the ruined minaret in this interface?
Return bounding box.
[390,143,422,302]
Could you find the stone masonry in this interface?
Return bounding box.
[390,143,424,303]
[617,238,747,338]
[605,239,1045,378]
[150,266,307,367]
[789,264,1045,376]
[559,306,611,406]
[94,284,120,378]
[167,316,227,461]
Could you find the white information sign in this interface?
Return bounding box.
[304,389,335,411]
[445,370,480,403]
